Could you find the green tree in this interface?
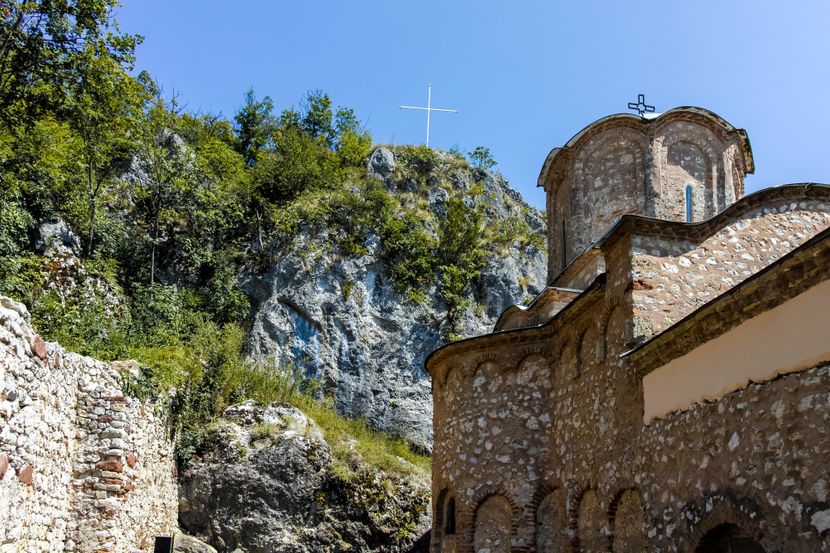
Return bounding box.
[67,41,147,257]
[380,212,436,294]
[233,88,276,166]
[0,0,141,129]
[468,146,496,170]
[436,198,484,329]
[334,106,372,166]
[301,89,334,145]
[254,114,340,202]
[130,98,194,286]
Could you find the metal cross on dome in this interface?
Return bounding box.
[627,94,655,116]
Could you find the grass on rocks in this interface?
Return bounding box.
[237,362,431,479]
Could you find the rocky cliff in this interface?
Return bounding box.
[246,147,547,449]
[179,401,431,553]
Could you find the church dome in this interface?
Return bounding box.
[538,107,754,283]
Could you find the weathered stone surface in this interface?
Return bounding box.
[367,146,396,179]
[0,296,178,552]
[17,463,32,486]
[32,335,46,360]
[811,509,830,534]
[35,218,81,257]
[174,531,219,553]
[179,401,431,553]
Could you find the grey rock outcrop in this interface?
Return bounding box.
[35,219,81,257]
[246,149,546,449]
[174,531,219,553]
[367,147,396,179]
[179,401,430,553]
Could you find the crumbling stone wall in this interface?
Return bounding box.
[0,297,177,552]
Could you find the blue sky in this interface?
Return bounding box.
[118,1,830,209]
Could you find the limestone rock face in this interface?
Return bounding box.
[246,149,546,449]
[35,218,81,257]
[178,401,431,553]
[367,147,396,179]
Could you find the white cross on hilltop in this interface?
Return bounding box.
[400,84,458,147]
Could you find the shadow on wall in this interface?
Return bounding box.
[694,524,766,553]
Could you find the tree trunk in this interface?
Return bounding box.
[150,218,157,288]
[86,163,95,258]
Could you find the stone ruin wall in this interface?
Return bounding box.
[430,198,830,552]
[0,296,178,552]
[629,196,830,340]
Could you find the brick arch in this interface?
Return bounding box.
[577,324,603,377]
[470,352,503,380]
[473,359,499,377]
[444,365,465,401]
[557,339,578,382]
[435,359,467,391]
[683,494,773,553]
[467,489,523,553]
[528,481,568,553]
[516,352,551,387]
[570,488,610,553]
[516,345,553,369]
[660,123,724,218]
[471,351,499,371]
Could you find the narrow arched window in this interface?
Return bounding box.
[685,185,693,222]
[445,497,456,535]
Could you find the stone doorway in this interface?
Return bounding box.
[694,523,766,553]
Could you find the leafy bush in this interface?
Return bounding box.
[398,145,437,178]
[436,198,485,329]
[0,201,33,257]
[468,146,496,169]
[379,212,436,294]
[0,255,44,305]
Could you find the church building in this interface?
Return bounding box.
[426,106,830,552]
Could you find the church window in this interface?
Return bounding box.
[445,497,456,535]
[685,184,693,222]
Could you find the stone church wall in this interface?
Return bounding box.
[429,202,830,551]
[432,352,554,551]
[637,361,830,551]
[543,111,751,282]
[430,310,830,552]
[0,296,178,552]
[628,197,830,340]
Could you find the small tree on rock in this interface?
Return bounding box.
[468,146,496,170]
